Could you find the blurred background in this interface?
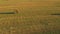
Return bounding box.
[0,0,60,34]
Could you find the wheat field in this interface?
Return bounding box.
[0,0,60,34]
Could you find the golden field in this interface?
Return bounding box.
[0,0,60,34]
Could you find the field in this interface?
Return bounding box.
[0,0,60,34]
